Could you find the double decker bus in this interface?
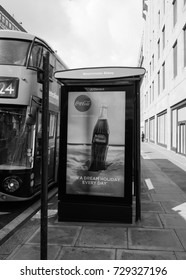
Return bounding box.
[0,30,67,201]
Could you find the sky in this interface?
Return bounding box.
[1,0,144,68]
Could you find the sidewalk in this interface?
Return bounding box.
[1,142,186,260]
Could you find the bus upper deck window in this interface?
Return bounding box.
[0,40,30,66]
[28,44,43,69]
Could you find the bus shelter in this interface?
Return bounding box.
[55,67,145,223]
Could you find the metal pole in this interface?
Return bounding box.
[135,83,141,222]
[40,51,49,260]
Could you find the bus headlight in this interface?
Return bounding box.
[3,176,22,193]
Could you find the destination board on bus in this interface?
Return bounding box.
[0,77,19,98]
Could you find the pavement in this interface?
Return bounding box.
[1,142,186,260]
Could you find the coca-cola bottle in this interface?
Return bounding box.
[89,105,109,171]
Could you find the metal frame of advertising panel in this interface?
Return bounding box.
[55,67,145,223]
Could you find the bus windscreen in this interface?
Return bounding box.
[0,39,30,66]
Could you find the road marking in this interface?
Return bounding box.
[141,153,150,159]
[145,178,154,190]
[172,202,186,221]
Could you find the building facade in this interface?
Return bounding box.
[140,0,186,156]
[0,5,26,32]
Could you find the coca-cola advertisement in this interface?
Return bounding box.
[66,89,125,197]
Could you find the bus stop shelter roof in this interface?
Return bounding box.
[54,66,145,86]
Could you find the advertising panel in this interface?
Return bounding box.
[66,88,125,198]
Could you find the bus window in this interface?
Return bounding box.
[48,113,57,181]
[0,39,30,66]
[49,113,55,138]
[56,59,65,71]
[0,106,35,169]
[28,43,43,69]
[36,110,42,156]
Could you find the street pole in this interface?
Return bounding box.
[40,51,49,260]
[135,82,141,222]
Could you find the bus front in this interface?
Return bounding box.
[0,31,39,201]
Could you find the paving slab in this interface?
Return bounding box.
[55,220,134,228]
[141,201,164,213]
[76,226,127,248]
[140,193,152,201]
[161,201,186,214]
[150,159,186,191]
[175,229,186,250]
[128,228,184,251]
[174,252,186,260]
[151,193,186,203]
[139,212,163,228]
[27,225,82,246]
[116,249,176,260]
[57,247,115,260]
[7,244,60,260]
[159,213,186,229]
[152,182,184,194]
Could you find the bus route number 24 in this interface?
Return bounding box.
[0,81,16,98]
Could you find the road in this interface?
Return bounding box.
[0,187,57,245]
[0,199,37,230]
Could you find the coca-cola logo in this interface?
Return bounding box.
[74,95,91,112]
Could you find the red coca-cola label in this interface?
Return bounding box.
[74,95,91,112]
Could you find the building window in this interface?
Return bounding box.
[173,41,178,78]
[149,117,155,142]
[158,71,160,95]
[177,106,186,155]
[163,0,166,14]
[157,111,167,146]
[158,10,161,29]
[152,81,154,101]
[162,26,165,49]
[171,103,186,155]
[173,0,177,27]
[162,62,165,90]
[152,30,155,45]
[157,39,160,59]
[184,26,186,67]
[145,92,148,108]
[145,119,149,141]
[152,55,154,72]
[171,108,177,150]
